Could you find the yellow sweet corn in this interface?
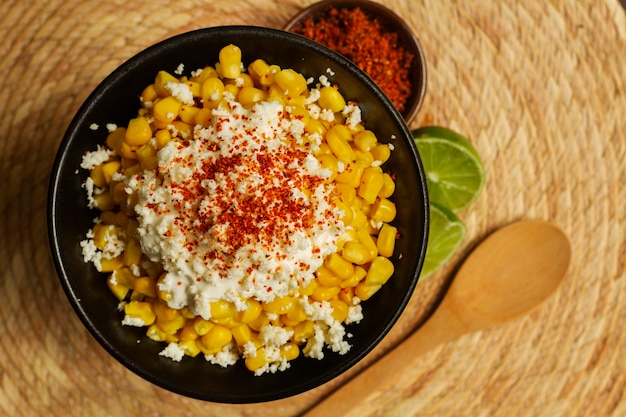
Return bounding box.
[124,301,156,326]
[219,44,242,79]
[153,96,181,123]
[324,253,354,280]
[318,86,346,112]
[377,224,397,258]
[274,68,308,97]
[365,256,395,286]
[201,324,232,354]
[125,117,152,147]
[358,167,384,204]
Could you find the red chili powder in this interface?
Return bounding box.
[293,7,414,112]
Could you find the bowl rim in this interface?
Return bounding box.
[284,0,427,124]
[47,25,429,403]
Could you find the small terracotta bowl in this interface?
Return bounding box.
[285,0,427,124]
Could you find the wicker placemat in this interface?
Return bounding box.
[1,0,625,415]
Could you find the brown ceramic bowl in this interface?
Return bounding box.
[285,0,427,124]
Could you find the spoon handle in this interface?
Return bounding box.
[302,303,463,417]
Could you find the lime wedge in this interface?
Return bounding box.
[420,202,466,279]
[413,126,485,213]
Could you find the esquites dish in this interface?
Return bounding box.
[78,44,400,375]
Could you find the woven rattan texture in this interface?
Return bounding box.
[1,0,625,415]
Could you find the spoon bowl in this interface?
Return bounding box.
[303,220,571,416]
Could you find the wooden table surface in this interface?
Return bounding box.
[1,0,625,416]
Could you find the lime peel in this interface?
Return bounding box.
[419,203,466,279]
[413,126,485,279]
[413,126,485,214]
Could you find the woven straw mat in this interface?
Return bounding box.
[1,0,625,416]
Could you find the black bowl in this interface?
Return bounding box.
[47,26,428,403]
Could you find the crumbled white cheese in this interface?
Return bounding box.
[159,342,185,361]
[89,123,99,130]
[204,342,239,367]
[346,304,364,324]
[122,316,145,327]
[80,145,115,170]
[106,123,118,132]
[164,81,194,106]
[130,96,345,316]
[343,104,362,129]
[318,75,331,87]
[174,63,185,75]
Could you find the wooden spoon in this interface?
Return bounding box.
[303,220,571,417]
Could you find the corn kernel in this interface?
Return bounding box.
[107,273,130,301]
[339,287,354,305]
[179,104,200,124]
[371,143,391,163]
[354,130,378,152]
[219,44,242,79]
[245,348,267,372]
[371,198,396,223]
[153,96,182,123]
[263,296,294,315]
[248,312,271,332]
[154,71,179,97]
[293,320,315,343]
[153,300,181,322]
[377,224,397,258]
[365,256,395,286]
[379,173,396,198]
[317,153,338,182]
[326,125,354,163]
[316,265,342,287]
[193,316,214,336]
[248,59,270,84]
[358,167,384,204]
[125,117,152,146]
[234,299,262,324]
[210,300,236,319]
[179,339,201,357]
[101,161,121,184]
[133,276,157,298]
[341,241,371,265]
[100,255,124,272]
[157,315,186,335]
[330,299,349,322]
[355,282,382,301]
[179,320,199,341]
[141,84,158,103]
[94,192,115,211]
[201,324,232,354]
[201,77,225,104]
[89,165,106,188]
[106,127,126,155]
[274,68,308,96]
[318,86,346,112]
[124,301,156,325]
[238,86,267,107]
[154,129,171,148]
[335,161,358,184]
[324,253,354,280]
[283,303,307,326]
[147,323,167,342]
[311,285,341,302]
[280,343,300,361]
[232,324,254,346]
[340,266,367,289]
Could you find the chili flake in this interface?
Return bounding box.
[293,7,414,112]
